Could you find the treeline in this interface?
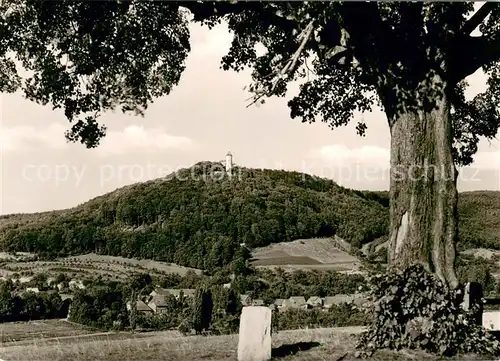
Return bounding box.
[0,164,389,269]
[0,280,69,322]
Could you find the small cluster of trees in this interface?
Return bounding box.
[69,285,128,330]
[0,281,69,322]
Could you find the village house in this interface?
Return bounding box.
[177,289,196,298]
[323,294,356,309]
[148,296,169,314]
[273,299,285,310]
[352,296,370,308]
[68,280,85,290]
[307,296,323,308]
[126,300,154,315]
[149,288,170,298]
[19,276,32,284]
[283,296,309,310]
[149,288,195,300]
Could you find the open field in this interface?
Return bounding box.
[251,237,364,273]
[0,325,491,361]
[0,319,99,343]
[0,253,201,282]
[63,253,202,276]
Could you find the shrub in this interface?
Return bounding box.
[271,305,367,332]
[192,286,213,334]
[357,264,500,357]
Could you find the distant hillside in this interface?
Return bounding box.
[0,163,498,271]
[354,190,500,255]
[0,163,389,270]
[457,191,500,250]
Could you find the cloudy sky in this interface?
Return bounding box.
[1,16,499,215]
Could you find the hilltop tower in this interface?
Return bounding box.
[225,151,233,173]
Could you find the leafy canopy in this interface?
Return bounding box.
[1,1,499,164]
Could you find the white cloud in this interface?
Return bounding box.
[93,125,194,157]
[312,144,499,170]
[0,123,194,156]
[189,23,232,57]
[469,149,500,170]
[312,144,391,169]
[0,123,69,153]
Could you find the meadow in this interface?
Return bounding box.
[0,324,492,361]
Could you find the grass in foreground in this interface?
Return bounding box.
[0,327,494,361]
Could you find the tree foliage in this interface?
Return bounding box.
[69,284,128,330]
[1,2,499,164]
[192,285,213,334]
[0,280,68,322]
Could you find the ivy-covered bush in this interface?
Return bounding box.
[357,264,500,357]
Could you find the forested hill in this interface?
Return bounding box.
[0,162,498,270]
[0,163,389,269]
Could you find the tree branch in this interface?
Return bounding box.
[246,20,314,107]
[460,2,498,35]
[178,1,251,20]
[178,1,296,31]
[339,2,393,71]
[449,35,500,82]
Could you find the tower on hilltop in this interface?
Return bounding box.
[225,151,233,173]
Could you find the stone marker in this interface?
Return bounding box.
[237,306,272,361]
[462,282,483,325]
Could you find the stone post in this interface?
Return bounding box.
[462,282,483,325]
[237,306,272,361]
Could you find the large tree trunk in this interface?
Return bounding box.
[387,83,459,289]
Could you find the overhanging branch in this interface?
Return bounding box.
[460,2,498,35]
[339,2,393,72]
[179,1,250,20]
[449,36,500,82]
[246,20,314,107]
[179,1,296,31]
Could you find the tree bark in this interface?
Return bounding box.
[387,81,459,289]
